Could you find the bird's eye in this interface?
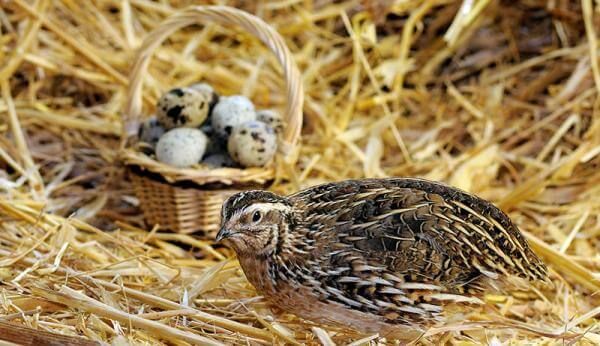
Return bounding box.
[252,210,262,223]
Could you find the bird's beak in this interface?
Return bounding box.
[215,227,232,243]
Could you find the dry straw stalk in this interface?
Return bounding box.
[0,0,600,345]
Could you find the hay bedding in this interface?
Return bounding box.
[0,0,599,344]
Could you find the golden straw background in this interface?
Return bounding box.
[1,0,600,344]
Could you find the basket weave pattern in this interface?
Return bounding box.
[130,174,241,234]
[121,6,303,235]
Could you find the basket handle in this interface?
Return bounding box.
[123,5,303,158]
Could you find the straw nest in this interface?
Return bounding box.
[1,0,600,345]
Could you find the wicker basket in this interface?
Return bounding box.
[120,6,303,235]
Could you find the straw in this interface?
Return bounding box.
[1,0,600,344]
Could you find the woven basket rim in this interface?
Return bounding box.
[120,5,303,186]
[123,149,275,186]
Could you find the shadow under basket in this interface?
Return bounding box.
[129,167,265,235]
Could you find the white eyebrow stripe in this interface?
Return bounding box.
[243,203,292,215]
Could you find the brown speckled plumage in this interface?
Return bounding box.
[216,178,548,338]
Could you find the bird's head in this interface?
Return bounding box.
[216,190,293,258]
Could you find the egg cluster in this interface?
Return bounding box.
[138,83,281,169]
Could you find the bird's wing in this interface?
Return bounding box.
[291,178,547,283]
[287,178,547,324]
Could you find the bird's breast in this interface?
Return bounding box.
[237,254,426,340]
[237,256,276,295]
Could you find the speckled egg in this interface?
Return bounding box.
[138,116,165,146]
[157,87,212,129]
[256,109,284,134]
[202,153,237,168]
[189,82,219,116]
[189,82,214,94]
[211,95,256,138]
[156,128,207,168]
[227,120,277,167]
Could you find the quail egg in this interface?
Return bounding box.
[189,82,219,116]
[157,87,212,129]
[190,82,214,94]
[156,128,208,168]
[202,153,237,168]
[227,120,277,167]
[211,95,256,138]
[138,116,165,146]
[256,109,284,134]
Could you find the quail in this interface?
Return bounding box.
[216,178,548,339]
